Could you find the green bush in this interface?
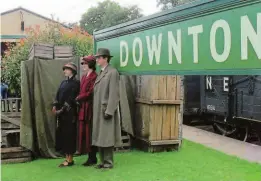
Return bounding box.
[1,23,93,96]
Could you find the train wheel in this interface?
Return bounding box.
[232,127,248,142]
[212,123,237,136]
[248,130,261,145]
[212,123,222,135]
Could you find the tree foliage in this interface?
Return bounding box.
[1,23,93,96]
[80,0,143,34]
[156,0,196,10]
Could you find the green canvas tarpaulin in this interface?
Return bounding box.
[20,58,80,157]
[119,75,136,136]
[20,58,135,158]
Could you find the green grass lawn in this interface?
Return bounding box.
[2,140,261,181]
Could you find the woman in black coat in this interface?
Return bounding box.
[52,62,80,167]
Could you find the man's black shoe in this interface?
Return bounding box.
[82,159,97,167]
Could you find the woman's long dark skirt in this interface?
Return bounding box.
[55,110,77,155]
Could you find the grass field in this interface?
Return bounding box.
[1,140,261,181]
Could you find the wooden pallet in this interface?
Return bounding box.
[132,137,180,153]
[1,147,32,164]
[114,131,131,152]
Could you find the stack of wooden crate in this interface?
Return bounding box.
[1,98,21,148]
[28,43,54,60]
[134,75,183,152]
[114,131,131,152]
[1,98,32,164]
[28,44,74,60]
[1,147,32,164]
[54,46,73,59]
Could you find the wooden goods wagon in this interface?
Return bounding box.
[202,75,231,117]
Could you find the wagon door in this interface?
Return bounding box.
[232,76,261,121]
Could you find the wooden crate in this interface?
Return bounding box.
[134,75,183,152]
[54,46,73,59]
[28,43,54,60]
[1,114,21,148]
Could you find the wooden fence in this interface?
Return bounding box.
[1,98,22,114]
[1,98,22,148]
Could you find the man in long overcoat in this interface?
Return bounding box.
[92,48,122,169]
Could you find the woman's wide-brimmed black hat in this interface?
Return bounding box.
[94,48,113,58]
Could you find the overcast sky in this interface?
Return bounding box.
[0,0,161,23]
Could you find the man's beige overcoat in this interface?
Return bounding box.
[92,65,122,147]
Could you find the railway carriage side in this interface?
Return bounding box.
[183,76,201,115]
[183,75,261,141]
[231,76,261,136]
